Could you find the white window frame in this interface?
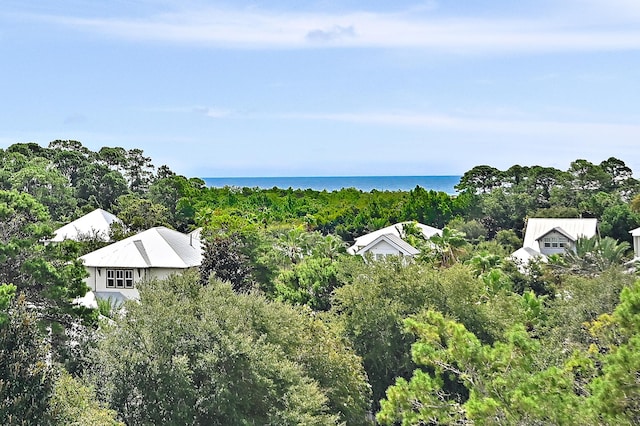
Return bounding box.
[106,269,134,289]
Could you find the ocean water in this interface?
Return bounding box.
[202,176,461,193]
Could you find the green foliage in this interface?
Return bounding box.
[467,251,502,276]
[331,261,517,408]
[48,372,122,426]
[274,256,341,311]
[455,165,502,194]
[123,148,155,193]
[148,174,200,231]
[552,235,631,276]
[90,273,370,425]
[0,190,88,314]
[542,269,634,362]
[4,142,640,422]
[75,164,129,211]
[0,284,16,325]
[599,202,640,243]
[0,295,57,425]
[377,312,583,425]
[494,228,522,252]
[96,297,119,319]
[114,193,170,232]
[270,229,349,309]
[581,280,640,424]
[331,259,434,406]
[479,187,533,236]
[8,157,77,221]
[199,232,256,292]
[424,226,468,267]
[449,218,487,243]
[402,187,458,228]
[631,193,640,213]
[532,205,581,218]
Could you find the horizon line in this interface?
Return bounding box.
[200,175,462,178]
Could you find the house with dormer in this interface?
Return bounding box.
[511,218,598,265]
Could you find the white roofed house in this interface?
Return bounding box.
[51,208,121,242]
[347,222,442,260]
[511,218,599,265]
[79,226,203,302]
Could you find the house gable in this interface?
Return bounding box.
[348,221,441,254]
[511,217,598,267]
[536,228,574,256]
[356,233,420,260]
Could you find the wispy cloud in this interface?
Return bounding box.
[192,106,232,119]
[141,105,233,118]
[268,110,640,141]
[21,4,640,52]
[131,104,640,142]
[306,25,356,43]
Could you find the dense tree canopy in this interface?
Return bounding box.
[89,273,370,425]
[2,140,640,422]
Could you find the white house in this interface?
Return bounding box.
[511,218,599,265]
[79,226,203,301]
[347,222,442,259]
[630,227,640,261]
[354,233,420,260]
[51,208,121,242]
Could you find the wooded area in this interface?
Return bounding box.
[1,140,640,424]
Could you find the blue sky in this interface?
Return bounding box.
[1,0,639,177]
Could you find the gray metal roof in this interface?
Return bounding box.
[522,218,598,250]
[80,226,203,268]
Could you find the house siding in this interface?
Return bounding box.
[538,230,574,256]
[365,240,404,257]
[85,266,192,300]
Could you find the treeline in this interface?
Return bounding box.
[4,141,639,244]
[1,140,640,424]
[456,160,640,242]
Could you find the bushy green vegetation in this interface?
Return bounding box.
[1,140,640,423]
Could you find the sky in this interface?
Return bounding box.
[1,0,639,178]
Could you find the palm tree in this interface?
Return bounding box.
[275,227,308,264]
[556,235,630,275]
[468,251,502,276]
[311,234,347,260]
[427,227,468,267]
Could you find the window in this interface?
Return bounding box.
[106,269,134,289]
[543,236,569,248]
